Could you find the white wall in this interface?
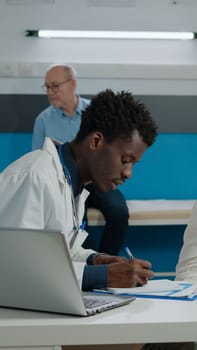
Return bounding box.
[0,0,197,95]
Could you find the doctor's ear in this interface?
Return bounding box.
[89,132,105,150]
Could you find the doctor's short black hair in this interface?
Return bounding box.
[75,89,158,146]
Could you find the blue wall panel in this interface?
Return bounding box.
[0,133,32,171]
[0,132,197,199]
[119,133,197,199]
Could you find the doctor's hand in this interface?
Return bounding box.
[108,259,154,288]
[93,254,127,265]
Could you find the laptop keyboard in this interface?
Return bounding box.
[83,296,113,309]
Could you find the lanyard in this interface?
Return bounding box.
[58,144,80,248]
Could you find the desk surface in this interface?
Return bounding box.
[0,298,197,347]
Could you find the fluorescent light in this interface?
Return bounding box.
[25,30,196,40]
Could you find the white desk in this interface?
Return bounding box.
[0,298,197,349]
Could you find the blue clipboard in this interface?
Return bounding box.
[93,283,197,301]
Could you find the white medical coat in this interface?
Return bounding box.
[0,137,96,285]
[176,201,197,282]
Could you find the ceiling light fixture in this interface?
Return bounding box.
[25,30,196,40]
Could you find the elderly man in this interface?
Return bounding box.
[32,64,129,255]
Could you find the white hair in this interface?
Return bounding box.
[46,64,77,80]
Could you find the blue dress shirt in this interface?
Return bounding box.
[32,96,90,150]
[60,143,108,291]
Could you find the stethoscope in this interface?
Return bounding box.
[58,144,85,248]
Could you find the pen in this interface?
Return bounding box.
[124,246,135,260]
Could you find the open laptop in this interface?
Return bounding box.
[0,228,135,316]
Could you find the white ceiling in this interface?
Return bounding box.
[3,0,197,32]
[0,0,197,95]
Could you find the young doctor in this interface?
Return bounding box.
[0,89,157,292]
